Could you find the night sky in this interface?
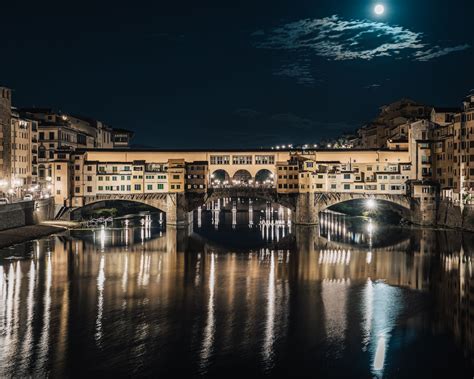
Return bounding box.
[2,0,473,148]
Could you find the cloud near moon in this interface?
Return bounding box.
[253,15,469,62]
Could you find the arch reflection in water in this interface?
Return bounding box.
[0,212,473,377]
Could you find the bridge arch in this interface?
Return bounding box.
[232,169,252,185]
[210,169,231,186]
[71,196,169,221]
[201,188,296,212]
[315,192,413,219]
[255,169,275,186]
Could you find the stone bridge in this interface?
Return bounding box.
[313,192,413,211]
[68,189,425,227]
[294,192,417,225]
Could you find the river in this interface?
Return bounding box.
[0,202,473,377]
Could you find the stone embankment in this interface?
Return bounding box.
[437,200,474,232]
[0,224,65,249]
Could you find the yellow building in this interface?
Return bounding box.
[167,159,185,193]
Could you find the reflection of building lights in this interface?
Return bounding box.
[366,222,375,234]
[100,225,106,251]
[373,336,386,371]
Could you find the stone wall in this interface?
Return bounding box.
[0,198,55,231]
[294,193,319,225]
[436,200,474,232]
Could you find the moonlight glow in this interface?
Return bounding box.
[374,4,385,15]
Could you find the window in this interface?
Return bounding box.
[343,184,350,190]
[39,132,44,141]
[56,176,61,181]
[75,176,80,181]
[75,187,80,193]
[232,155,252,165]
[56,165,61,170]
[157,184,164,190]
[87,166,92,171]
[134,184,141,191]
[255,155,275,165]
[343,174,351,179]
[147,184,153,190]
[49,132,55,140]
[87,186,93,193]
[98,176,103,181]
[98,186,103,191]
[210,155,230,165]
[173,175,180,180]
[56,190,61,195]
[87,176,92,181]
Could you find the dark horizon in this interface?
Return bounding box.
[2,0,473,148]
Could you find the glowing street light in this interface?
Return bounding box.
[366,198,376,210]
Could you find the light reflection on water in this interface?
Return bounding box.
[0,205,473,377]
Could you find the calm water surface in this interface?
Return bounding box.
[1,203,474,378]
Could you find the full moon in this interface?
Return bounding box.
[374,4,385,15]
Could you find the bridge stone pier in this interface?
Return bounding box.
[70,188,436,227]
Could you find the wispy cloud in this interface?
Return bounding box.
[273,61,317,86]
[364,83,381,89]
[233,108,355,135]
[254,15,469,62]
[413,44,470,61]
[233,108,262,118]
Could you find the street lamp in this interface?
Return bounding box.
[366,198,376,210]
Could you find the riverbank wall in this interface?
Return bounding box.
[436,200,474,232]
[0,198,55,231]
